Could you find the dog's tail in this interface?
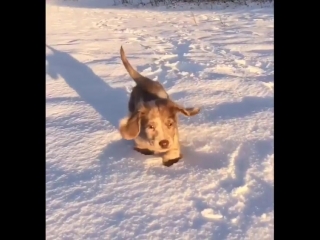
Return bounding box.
[120,46,146,85]
[120,46,168,99]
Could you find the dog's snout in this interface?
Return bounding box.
[159,140,169,148]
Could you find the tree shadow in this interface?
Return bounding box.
[46,45,128,128]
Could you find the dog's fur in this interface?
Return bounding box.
[118,46,200,167]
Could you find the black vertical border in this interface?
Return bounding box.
[275,0,310,237]
[9,0,46,238]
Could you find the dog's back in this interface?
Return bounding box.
[120,46,169,112]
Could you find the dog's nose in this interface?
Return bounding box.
[159,140,169,148]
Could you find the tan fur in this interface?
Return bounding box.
[119,46,200,167]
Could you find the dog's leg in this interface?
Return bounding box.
[134,147,155,155]
[161,148,183,167]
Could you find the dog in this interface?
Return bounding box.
[118,46,200,167]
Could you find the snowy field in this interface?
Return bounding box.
[46,0,274,239]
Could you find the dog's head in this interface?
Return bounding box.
[119,99,200,152]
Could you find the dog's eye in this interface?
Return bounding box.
[147,125,155,130]
[168,122,173,127]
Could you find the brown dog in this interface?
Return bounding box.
[118,46,200,167]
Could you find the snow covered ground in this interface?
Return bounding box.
[46,1,274,239]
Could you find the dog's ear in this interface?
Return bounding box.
[170,101,200,117]
[176,106,200,116]
[119,110,143,140]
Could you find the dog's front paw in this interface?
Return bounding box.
[134,147,155,155]
[162,154,183,167]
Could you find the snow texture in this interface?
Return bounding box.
[46,1,274,239]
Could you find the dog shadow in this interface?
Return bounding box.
[46,45,127,128]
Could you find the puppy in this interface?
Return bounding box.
[118,46,200,167]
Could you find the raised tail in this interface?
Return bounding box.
[120,46,169,99]
[120,46,145,84]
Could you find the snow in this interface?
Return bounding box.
[46,0,274,239]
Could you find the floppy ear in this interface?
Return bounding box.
[171,102,200,117]
[176,106,200,116]
[119,111,142,140]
